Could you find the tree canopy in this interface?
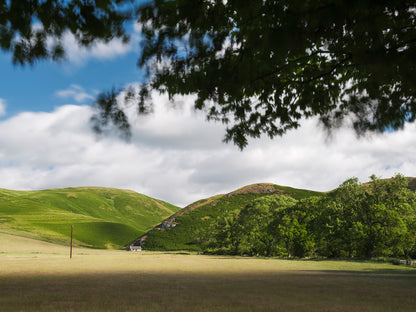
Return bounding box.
[197,174,416,259]
[137,0,416,148]
[3,1,416,148]
[0,0,130,65]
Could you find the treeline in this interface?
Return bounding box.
[197,175,416,259]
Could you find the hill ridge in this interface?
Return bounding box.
[137,177,416,251]
[0,186,180,249]
[137,182,325,251]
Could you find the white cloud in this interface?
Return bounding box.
[58,32,131,66]
[54,22,141,67]
[0,99,6,116]
[1,93,416,207]
[55,85,95,103]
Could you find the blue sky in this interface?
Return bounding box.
[0,27,142,117]
[1,22,416,207]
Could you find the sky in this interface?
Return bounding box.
[1,23,416,207]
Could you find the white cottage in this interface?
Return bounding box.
[129,245,142,252]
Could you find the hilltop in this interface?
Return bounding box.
[0,187,179,249]
[139,183,324,251]
[360,176,416,192]
[138,177,416,252]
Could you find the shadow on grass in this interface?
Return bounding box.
[1,269,415,312]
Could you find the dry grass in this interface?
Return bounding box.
[1,233,415,311]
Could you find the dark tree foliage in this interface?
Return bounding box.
[90,88,132,140]
[0,0,131,65]
[199,175,416,259]
[4,1,416,148]
[136,0,416,148]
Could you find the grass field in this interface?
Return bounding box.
[1,233,416,311]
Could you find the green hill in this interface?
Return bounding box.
[140,183,324,251]
[0,187,180,249]
[360,177,416,192]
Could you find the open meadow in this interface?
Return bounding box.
[1,233,416,311]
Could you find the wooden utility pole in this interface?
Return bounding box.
[70,224,73,259]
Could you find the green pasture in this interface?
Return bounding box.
[0,187,179,248]
[1,233,415,311]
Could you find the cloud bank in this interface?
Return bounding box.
[56,31,131,66]
[48,22,141,68]
[0,93,416,207]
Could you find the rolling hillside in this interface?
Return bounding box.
[0,187,180,249]
[139,183,325,251]
[3,177,414,252]
[139,177,416,252]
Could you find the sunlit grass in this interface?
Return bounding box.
[0,187,180,249]
[1,233,415,311]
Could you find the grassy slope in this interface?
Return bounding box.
[0,187,179,249]
[142,178,416,252]
[142,183,325,251]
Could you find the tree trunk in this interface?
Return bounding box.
[266,237,276,257]
[366,241,374,259]
[286,241,291,258]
